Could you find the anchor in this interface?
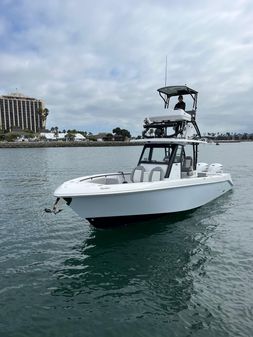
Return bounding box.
[44,197,63,214]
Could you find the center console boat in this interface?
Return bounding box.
[49,85,233,228]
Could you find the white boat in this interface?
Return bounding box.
[49,85,233,228]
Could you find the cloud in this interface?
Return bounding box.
[0,0,253,135]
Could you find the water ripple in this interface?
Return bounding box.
[1,145,253,337]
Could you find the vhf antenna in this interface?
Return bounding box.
[164,55,168,86]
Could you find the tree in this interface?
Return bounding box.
[112,127,131,140]
[120,129,131,139]
[37,107,49,130]
[67,129,77,134]
[43,108,49,120]
[103,133,113,141]
[113,127,122,135]
[5,132,19,142]
[54,126,59,139]
[65,132,75,141]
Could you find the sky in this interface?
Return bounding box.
[0,0,253,136]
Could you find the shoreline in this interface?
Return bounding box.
[0,139,251,149]
[0,141,143,148]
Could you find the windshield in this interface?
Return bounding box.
[139,145,175,164]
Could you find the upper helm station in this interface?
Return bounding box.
[142,85,201,139]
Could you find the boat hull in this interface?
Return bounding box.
[58,175,233,227]
[86,212,191,228]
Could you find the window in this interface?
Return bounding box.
[151,147,168,162]
[140,145,174,163]
[174,145,183,163]
[140,147,151,162]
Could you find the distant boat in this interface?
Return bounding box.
[48,85,233,228]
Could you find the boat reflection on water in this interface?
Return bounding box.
[51,198,228,322]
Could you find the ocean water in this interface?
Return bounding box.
[0,143,252,337]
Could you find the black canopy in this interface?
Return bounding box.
[157,85,198,97]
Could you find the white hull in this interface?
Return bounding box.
[54,174,233,220]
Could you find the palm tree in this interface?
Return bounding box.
[65,132,75,142]
[54,126,59,139]
[42,108,49,121]
[37,107,49,130]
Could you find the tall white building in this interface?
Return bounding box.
[0,93,46,132]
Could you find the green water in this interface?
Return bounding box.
[0,144,252,337]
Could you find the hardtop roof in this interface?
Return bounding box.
[131,138,206,145]
[157,85,198,97]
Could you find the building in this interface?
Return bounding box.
[40,132,86,141]
[0,93,47,132]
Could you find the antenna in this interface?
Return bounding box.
[164,56,168,86]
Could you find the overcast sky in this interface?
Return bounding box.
[0,0,253,135]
